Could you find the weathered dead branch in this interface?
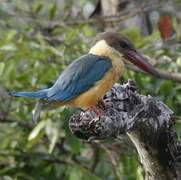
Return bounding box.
[69,80,181,180]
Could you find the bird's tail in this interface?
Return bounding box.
[8,89,49,99]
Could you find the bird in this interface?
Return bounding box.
[8,32,158,119]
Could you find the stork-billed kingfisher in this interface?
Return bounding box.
[8,32,158,117]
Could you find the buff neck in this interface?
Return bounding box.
[89,40,125,75]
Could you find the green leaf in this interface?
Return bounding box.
[0,44,17,51]
[45,120,59,153]
[35,3,43,14]
[49,4,57,20]
[176,57,181,67]
[69,164,101,180]
[66,126,82,154]
[28,120,47,141]
[0,62,5,76]
[158,80,174,96]
[81,166,101,180]
[6,30,17,41]
[137,32,159,48]
[121,28,141,43]
[172,16,180,37]
[69,166,81,180]
[3,60,15,79]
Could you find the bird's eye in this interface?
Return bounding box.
[121,42,128,49]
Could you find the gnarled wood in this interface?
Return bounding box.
[69,80,181,180]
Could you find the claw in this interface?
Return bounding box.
[98,99,108,109]
[89,106,105,116]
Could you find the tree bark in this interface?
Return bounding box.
[69,80,181,180]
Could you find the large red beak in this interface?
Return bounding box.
[123,49,159,76]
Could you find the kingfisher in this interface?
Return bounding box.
[8,32,158,119]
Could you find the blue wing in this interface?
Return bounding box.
[46,54,112,102]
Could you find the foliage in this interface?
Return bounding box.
[0,0,180,179]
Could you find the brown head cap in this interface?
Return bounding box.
[92,32,159,76]
[92,32,135,53]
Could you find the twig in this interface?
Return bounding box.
[51,3,161,29]
[0,117,33,130]
[2,2,162,29]
[126,64,181,83]
[90,144,100,172]
[98,143,122,179]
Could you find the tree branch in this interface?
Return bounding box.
[51,3,160,28]
[2,2,159,29]
[0,117,33,130]
[69,80,181,180]
[126,64,181,83]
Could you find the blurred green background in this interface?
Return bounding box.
[0,0,181,179]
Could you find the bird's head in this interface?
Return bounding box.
[90,32,158,76]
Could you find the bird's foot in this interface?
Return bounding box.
[98,99,108,109]
[89,106,105,116]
